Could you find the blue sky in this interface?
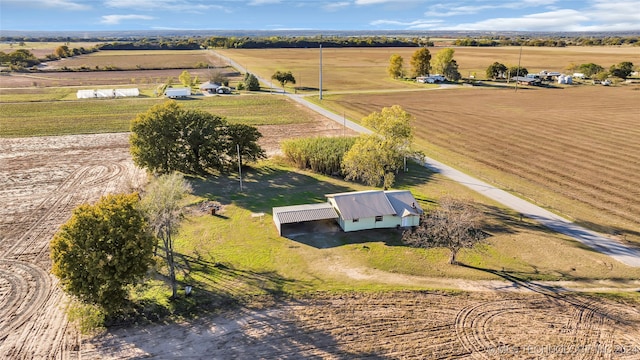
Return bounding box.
[1,0,639,32]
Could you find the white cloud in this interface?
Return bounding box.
[248,0,282,5]
[100,14,154,24]
[425,1,557,17]
[355,0,395,4]
[442,9,591,31]
[104,0,226,12]
[587,0,640,24]
[324,1,351,11]
[371,19,444,29]
[2,0,90,11]
[437,1,640,31]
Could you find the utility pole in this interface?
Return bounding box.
[319,44,323,100]
[515,45,523,92]
[237,144,243,191]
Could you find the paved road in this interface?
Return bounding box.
[212,50,640,267]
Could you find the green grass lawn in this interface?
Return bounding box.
[0,94,314,137]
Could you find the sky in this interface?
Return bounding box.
[1,0,639,33]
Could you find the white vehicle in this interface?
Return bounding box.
[164,88,191,98]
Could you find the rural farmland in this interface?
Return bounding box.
[1,42,640,359]
[309,86,640,245]
[217,47,640,245]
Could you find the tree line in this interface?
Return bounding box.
[453,36,639,47]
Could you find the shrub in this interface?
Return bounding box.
[281,136,356,176]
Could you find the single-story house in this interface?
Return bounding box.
[416,74,446,83]
[511,76,541,86]
[199,81,221,93]
[327,190,423,232]
[272,190,423,235]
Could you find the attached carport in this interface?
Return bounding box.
[272,203,339,236]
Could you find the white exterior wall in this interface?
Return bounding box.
[341,215,401,232]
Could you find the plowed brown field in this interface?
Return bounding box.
[83,291,640,359]
[319,85,640,244]
[0,133,145,359]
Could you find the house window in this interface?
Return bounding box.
[353,218,359,223]
[375,216,383,222]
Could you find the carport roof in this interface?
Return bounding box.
[273,203,338,224]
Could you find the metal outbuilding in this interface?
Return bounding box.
[272,203,338,236]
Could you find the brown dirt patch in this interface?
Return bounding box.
[83,291,640,359]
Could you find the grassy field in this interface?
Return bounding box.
[305,85,640,245]
[0,42,102,58]
[0,94,315,137]
[216,46,639,90]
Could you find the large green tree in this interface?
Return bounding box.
[578,63,604,78]
[402,197,486,265]
[342,105,415,188]
[410,48,432,77]
[387,54,404,79]
[179,70,197,88]
[7,49,39,67]
[243,72,260,91]
[50,193,154,313]
[431,48,455,76]
[130,101,264,174]
[486,62,508,79]
[508,65,528,77]
[225,123,266,169]
[609,61,634,79]
[140,173,191,299]
[271,70,296,90]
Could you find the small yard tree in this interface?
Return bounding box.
[402,197,486,265]
[140,173,192,299]
[179,70,198,88]
[410,48,431,77]
[50,193,154,314]
[388,54,404,79]
[243,72,260,91]
[342,105,416,188]
[578,63,604,78]
[271,70,296,91]
[486,62,508,80]
[609,61,634,79]
[508,65,528,78]
[431,48,455,76]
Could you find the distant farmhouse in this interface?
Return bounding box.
[272,190,423,236]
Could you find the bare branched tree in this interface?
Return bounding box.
[402,197,486,265]
[140,173,192,299]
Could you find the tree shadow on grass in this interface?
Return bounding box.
[393,158,435,189]
[188,165,357,215]
[572,218,640,246]
[126,251,312,326]
[458,263,636,324]
[286,226,405,249]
